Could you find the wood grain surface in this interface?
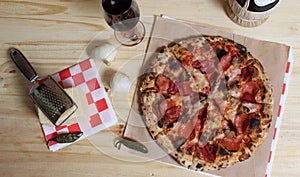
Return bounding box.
[0,0,299,177]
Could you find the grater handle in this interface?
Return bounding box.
[9,48,39,83]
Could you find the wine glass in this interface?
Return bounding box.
[102,0,145,46]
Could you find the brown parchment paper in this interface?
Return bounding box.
[122,16,290,177]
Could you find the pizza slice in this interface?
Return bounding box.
[171,38,221,94]
[222,97,273,151]
[225,58,273,104]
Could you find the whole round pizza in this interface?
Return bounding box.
[139,35,273,171]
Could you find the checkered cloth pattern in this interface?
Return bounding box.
[40,59,117,151]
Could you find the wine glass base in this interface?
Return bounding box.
[114,21,145,47]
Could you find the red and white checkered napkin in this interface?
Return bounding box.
[41,59,117,152]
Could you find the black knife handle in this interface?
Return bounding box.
[9,48,39,83]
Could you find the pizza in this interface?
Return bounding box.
[139,35,273,171]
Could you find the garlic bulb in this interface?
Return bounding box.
[91,42,117,65]
[110,72,132,95]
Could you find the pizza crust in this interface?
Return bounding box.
[140,92,163,137]
[251,59,273,104]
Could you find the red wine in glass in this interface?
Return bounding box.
[102,0,145,46]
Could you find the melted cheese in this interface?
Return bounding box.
[190,69,209,92]
[224,99,240,122]
[152,52,170,74]
[231,90,241,98]
[243,103,262,113]
[226,66,241,82]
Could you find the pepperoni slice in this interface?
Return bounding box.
[219,137,242,151]
[241,81,259,102]
[156,74,170,93]
[241,65,259,82]
[168,81,179,95]
[241,67,252,82]
[192,59,216,74]
[218,45,239,71]
[165,105,181,123]
[159,99,176,117]
[218,54,233,71]
[155,74,178,94]
[234,113,250,135]
[200,143,217,162]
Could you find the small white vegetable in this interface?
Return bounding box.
[110,72,132,95]
[91,42,117,65]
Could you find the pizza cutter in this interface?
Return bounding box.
[9,48,78,126]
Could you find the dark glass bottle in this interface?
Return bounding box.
[236,0,280,12]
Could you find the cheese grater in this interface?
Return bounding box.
[9,48,77,126]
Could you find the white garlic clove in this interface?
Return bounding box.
[91,42,117,65]
[110,72,132,96]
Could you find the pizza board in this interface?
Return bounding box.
[122,16,293,177]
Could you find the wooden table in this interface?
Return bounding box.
[0,0,299,176]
